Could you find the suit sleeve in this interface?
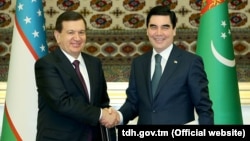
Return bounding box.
[119,60,139,124]
[187,56,214,124]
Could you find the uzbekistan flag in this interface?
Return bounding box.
[1,0,48,140]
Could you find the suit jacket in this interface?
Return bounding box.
[119,45,214,125]
[35,47,115,141]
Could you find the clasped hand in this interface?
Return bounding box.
[100,107,120,128]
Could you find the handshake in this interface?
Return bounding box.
[100,107,120,128]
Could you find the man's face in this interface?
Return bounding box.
[54,19,86,58]
[147,15,176,53]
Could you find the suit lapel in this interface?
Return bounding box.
[141,51,154,101]
[55,48,89,101]
[81,53,95,104]
[155,46,181,98]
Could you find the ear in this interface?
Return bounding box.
[54,30,60,43]
[173,28,176,36]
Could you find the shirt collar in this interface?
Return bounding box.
[60,48,83,64]
[152,44,173,60]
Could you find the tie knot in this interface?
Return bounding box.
[155,54,162,63]
[72,60,80,67]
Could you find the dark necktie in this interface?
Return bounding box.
[152,54,162,97]
[72,60,89,100]
[72,60,92,140]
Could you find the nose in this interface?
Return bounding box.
[73,33,81,40]
[155,28,163,35]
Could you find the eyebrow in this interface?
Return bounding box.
[66,29,86,32]
[149,24,170,27]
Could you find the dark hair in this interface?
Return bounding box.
[55,11,87,32]
[146,6,177,28]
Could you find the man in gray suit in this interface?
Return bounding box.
[118,5,214,125]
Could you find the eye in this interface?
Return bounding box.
[162,26,169,30]
[79,31,86,35]
[149,25,157,30]
[67,31,74,35]
[161,24,171,30]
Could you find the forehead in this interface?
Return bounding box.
[149,15,171,25]
[62,20,86,30]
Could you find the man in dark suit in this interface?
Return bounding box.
[118,6,214,125]
[35,11,119,141]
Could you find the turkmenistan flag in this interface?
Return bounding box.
[196,0,243,124]
[0,0,48,140]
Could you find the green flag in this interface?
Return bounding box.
[196,0,243,124]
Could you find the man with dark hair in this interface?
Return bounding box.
[35,11,119,141]
[118,5,214,125]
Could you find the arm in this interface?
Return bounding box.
[187,56,214,125]
[118,60,139,124]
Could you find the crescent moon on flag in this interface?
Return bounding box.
[211,40,235,67]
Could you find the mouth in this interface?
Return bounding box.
[71,42,82,47]
[154,38,165,44]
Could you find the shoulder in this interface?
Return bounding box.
[173,45,202,60]
[36,48,60,63]
[133,50,152,62]
[81,52,102,64]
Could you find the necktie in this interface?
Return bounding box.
[72,60,92,140]
[72,60,89,100]
[152,54,162,97]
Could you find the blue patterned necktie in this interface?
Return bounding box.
[152,54,162,97]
